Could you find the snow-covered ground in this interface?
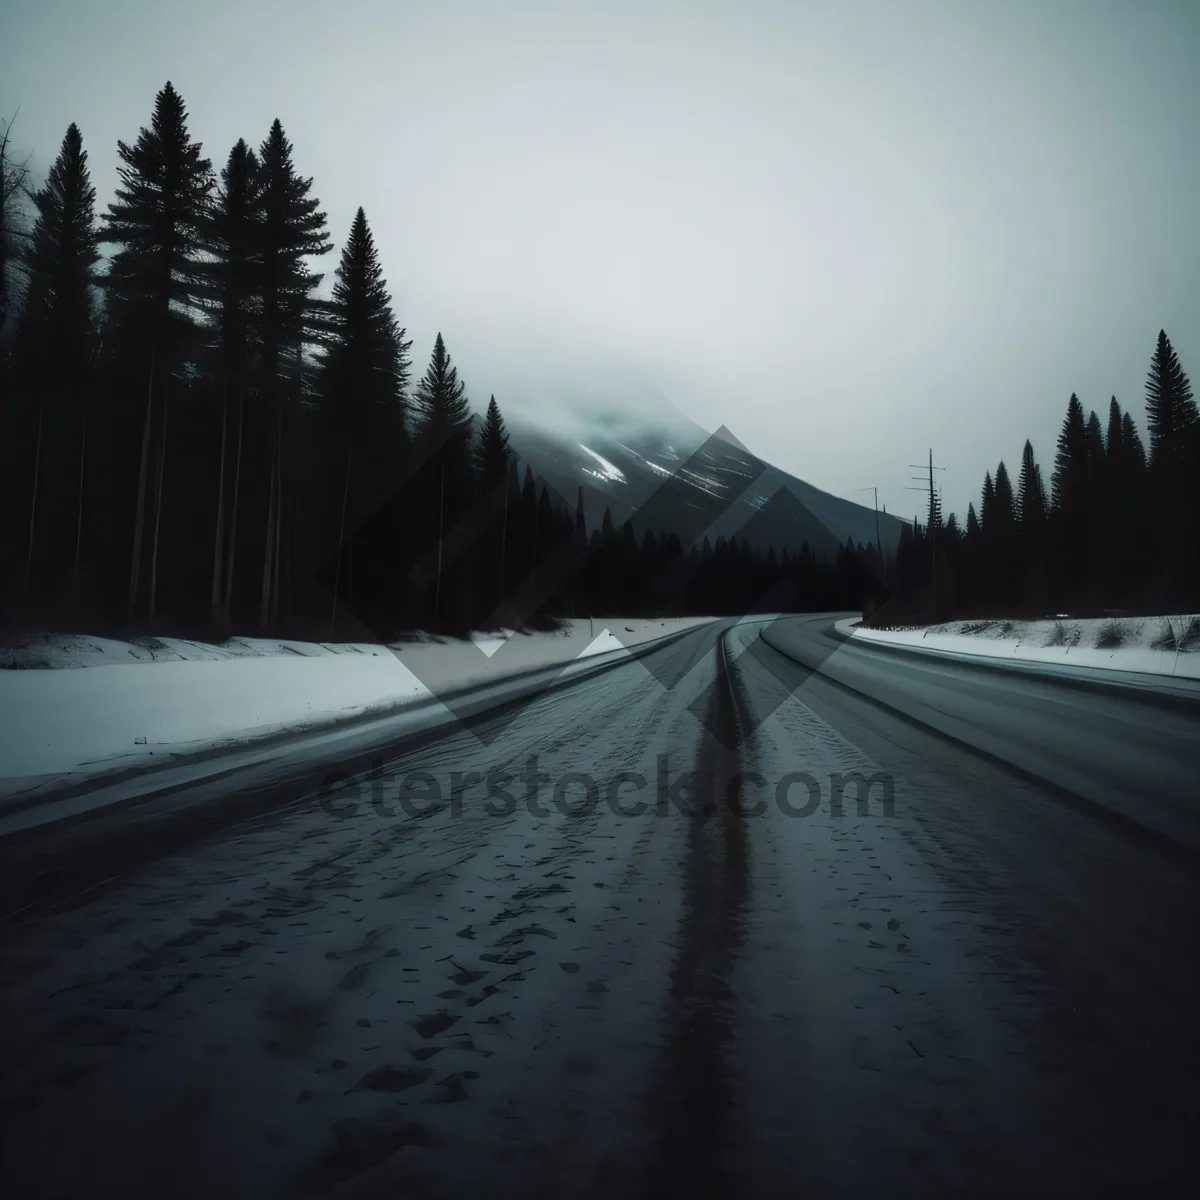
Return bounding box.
[0,618,714,794]
[844,614,1200,680]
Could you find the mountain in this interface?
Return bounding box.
[500,394,908,562]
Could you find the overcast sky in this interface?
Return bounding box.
[4,0,1198,521]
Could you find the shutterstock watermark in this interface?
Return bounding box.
[317,755,895,821]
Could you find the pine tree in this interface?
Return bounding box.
[475,395,510,488]
[415,333,471,447]
[413,333,473,623]
[1144,331,1198,599]
[255,118,330,629]
[13,123,99,587]
[321,207,410,633]
[199,138,265,626]
[993,462,1015,530]
[1085,410,1106,479]
[1047,393,1092,607]
[1145,330,1197,467]
[1017,439,1047,531]
[101,83,213,622]
[980,471,995,533]
[1121,413,1146,474]
[966,502,979,539]
[1051,394,1088,514]
[474,394,511,613]
[1098,399,1142,604]
[1014,439,1049,611]
[1105,397,1124,465]
[1120,410,1149,577]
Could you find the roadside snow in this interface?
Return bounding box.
[0,618,713,791]
[848,614,1200,680]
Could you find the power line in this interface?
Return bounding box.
[901,450,947,617]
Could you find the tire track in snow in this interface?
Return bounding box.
[640,631,753,1199]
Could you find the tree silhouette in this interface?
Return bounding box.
[1048,394,1090,608]
[1085,409,1105,474]
[1015,440,1048,610]
[980,471,995,533]
[413,333,474,626]
[993,462,1015,530]
[5,86,1200,638]
[101,83,213,623]
[321,207,410,634]
[1051,394,1088,513]
[1121,412,1146,473]
[254,118,330,629]
[199,138,264,627]
[475,395,511,617]
[1105,397,1124,465]
[12,123,99,593]
[1145,330,1196,467]
[1017,439,1047,531]
[1144,332,1198,597]
[475,395,510,485]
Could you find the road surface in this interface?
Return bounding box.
[1,613,1197,1199]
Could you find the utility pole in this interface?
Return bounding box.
[907,452,945,619]
[852,485,885,581]
[928,450,935,617]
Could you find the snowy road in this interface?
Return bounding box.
[1,615,1197,1198]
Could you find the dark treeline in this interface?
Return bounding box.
[889,331,1200,620]
[0,86,877,640]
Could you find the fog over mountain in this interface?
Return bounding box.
[501,393,909,560]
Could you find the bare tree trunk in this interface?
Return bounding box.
[273,486,284,629]
[285,502,294,632]
[259,450,277,632]
[270,406,283,628]
[282,342,301,631]
[211,380,228,621]
[148,375,170,625]
[258,340,277,631]
[128,347,156,617]
[222,387,244,626]
[329,446,353,637]
[24,402,44,589]
[74,410,87,573]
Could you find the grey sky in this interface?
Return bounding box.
[5,0,1198,523]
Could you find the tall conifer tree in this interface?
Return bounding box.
[255,118,330,629]
[475,395,511,617]
[101,83,213,621]
[321,207,409,632]
[413,333,473,624]
[1145,330,1196,467]
[1017,439,1047,532]
[199,138,265,626]
[14,123,98,586]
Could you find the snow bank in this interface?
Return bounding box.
[0,618,713,789]
[848,614,1200,680]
